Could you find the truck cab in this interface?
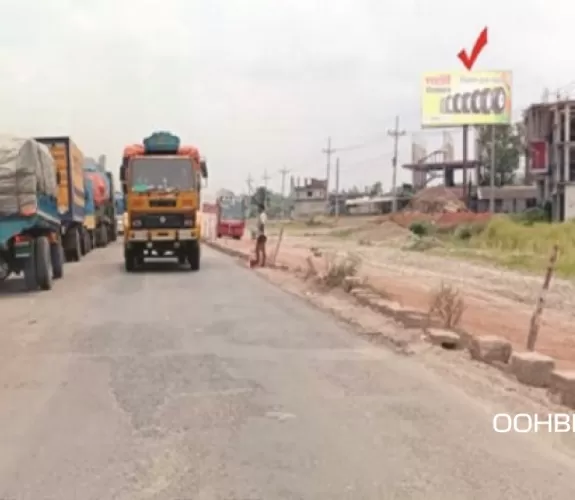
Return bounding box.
[119,132,208,272]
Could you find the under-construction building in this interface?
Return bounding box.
[524,100,575,220]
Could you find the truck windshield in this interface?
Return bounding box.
[130,157,195,192]
[220,199,245,220]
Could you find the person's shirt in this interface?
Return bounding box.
[257,211,267,236]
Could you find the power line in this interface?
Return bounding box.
[388,115,406,213]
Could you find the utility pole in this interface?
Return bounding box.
[322,136,334,212]
[246,173,254,195]
[262,169,271,209]
[335,157,340,219]
[388,116,406,212]
[489,125,496,212]
[279,166,290,219]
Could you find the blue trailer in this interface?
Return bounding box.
[0,197,64,291]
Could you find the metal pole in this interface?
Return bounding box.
[489,125,496,212]
[335,157,340,219]
[388,116,406,212]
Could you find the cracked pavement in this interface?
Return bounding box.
[0,244,574,499]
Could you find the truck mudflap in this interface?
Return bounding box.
[12,234,33,259]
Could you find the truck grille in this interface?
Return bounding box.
[149,198,177,208]
[134,213,186,229]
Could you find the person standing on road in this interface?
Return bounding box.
[255,203,267,267]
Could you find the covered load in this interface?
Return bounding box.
[84,158,110,207]
[0,135,57,216]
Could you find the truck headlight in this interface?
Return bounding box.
[132,219,142,228]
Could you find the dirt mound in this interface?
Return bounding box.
[407,186,467,213]
[354,220,412,244]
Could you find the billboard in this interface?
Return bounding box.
[421,71,512,128]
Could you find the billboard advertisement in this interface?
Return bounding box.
[421,71,512,128]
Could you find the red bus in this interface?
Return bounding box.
[216,195,246,240]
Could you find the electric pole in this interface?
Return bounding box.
[388,116,406,212]
[279,166,290,219]
[322,136,334,212]
[262,169,271,208]
[246,173,254,195]
[335,157,340,219]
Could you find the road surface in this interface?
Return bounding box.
[0,243,573,499]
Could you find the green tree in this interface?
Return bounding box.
[475,122,524,186]
[369,181,383,196]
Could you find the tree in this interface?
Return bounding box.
[369,181,383,196]
[475,122,524,186]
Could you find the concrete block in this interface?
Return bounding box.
[370,298,405,315]
[469,335,512,365]
[510,351,555,388]
[350,288,377,305]
[548,370,575,408]
[426,328,461,350]
[342,276,364,292]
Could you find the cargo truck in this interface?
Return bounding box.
[82,175,96,253]
[34,136,87,262]
[84,158,117,247]
[119,131,208,271]
[0,136,65,291]
[216,194,246,240]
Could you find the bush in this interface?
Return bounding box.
[409,221,431,237]
[511,207,549,226]
[454,221,486,241]
[428,282,465,329]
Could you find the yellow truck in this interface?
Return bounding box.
[119,132,208,271]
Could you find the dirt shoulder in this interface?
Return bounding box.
[213,222,575,369]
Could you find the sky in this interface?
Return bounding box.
[0,0,570,199]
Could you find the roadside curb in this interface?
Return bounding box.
[203,240,249,261]
[204,237,575,410]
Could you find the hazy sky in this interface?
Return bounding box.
[0,0,569,198]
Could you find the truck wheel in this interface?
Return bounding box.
[85,230,92,253]
[50,241,64,279]
[35,236,53,291]
[67,228,82,262]
[79,228,87,256]
[23,242,38,291]
[124,249,136,272]
[188,241,200,271]
[97,226,108,248]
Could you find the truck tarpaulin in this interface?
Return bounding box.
[84,160,111,207]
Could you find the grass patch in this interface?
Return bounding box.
[437,215,575,277]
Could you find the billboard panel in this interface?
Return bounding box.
[421,71,512,128]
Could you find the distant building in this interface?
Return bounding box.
[291,177,327,218]
[524,100,575,220]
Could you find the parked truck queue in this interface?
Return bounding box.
[0,130,205,293]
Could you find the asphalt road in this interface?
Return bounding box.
[0,243,574,499]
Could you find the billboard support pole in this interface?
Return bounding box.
[462,125,468,197]
[490,125,496,212]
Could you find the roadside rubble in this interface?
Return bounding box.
[204,236,575,414]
